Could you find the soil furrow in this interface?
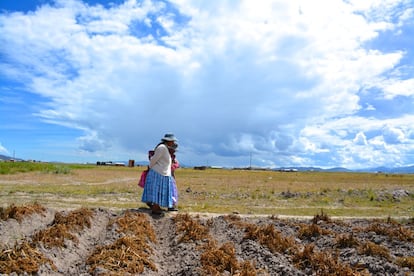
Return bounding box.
[38,208,113,275]
[1,205,413,275]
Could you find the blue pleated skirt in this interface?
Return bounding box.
[141,169,174,208]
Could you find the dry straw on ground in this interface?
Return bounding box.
[1,203,414,275]
[87,211,157,275]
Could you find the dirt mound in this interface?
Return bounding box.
[1,204,413,275]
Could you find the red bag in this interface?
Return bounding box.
[138,169,148,188]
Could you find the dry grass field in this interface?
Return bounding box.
[0,163,413,217]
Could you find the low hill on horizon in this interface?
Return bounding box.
[1,154,413,173]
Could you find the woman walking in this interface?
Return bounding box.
[142,133,178,214]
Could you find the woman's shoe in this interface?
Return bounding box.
[168,207,178,212]
[151,204,163,214]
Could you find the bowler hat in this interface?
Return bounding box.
[161,133,178,142]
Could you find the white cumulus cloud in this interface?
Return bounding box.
[1,0,413,168]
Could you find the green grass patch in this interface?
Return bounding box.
[0,162,94,174]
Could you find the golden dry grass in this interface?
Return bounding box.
[87,211,157,274]
[358,241,391,261]
[173,213,211,243]
[0,206,95,273]
[0,203,46,222]
[396,256,414,270]
[1,166,413,217]
[297,223,332,239]
[244,223,298,254]
[200,241,260,276]
[173,213,260,275]
[0,241,56,274]
[351,221,414,243]
[87,235,157,274]
[32,208,94,248]
[1,203,412,275]
[292,244,360,276]
[334,233,360,248]
[225,213,372,276]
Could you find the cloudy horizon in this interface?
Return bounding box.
[1,0,414,169]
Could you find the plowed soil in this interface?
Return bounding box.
[1,204,413,275]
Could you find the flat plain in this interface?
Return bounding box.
[0,163,413,217]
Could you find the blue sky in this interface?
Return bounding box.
[1,0,414,169]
